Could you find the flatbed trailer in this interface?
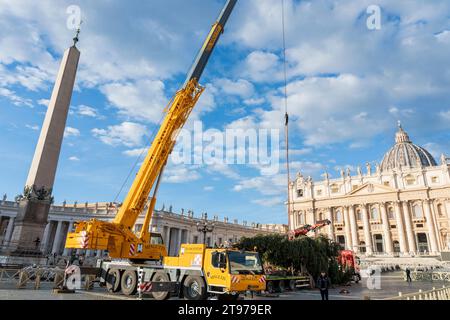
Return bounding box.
[265,274,311,293]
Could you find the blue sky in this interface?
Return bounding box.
[1,0,450,225]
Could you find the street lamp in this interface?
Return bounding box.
[196,213,215,247]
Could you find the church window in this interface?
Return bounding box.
[437,204,445,218]
[413,205,423,219]
[335,209,343,223]
[356,210,362,221]
[388,207,395,220]
[405,175,416,186]
[297,189,304,197]
[331,184,340,194]
[431,176,439,184]
[299,212,305,225]
[370,207,379,220]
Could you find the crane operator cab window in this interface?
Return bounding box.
[228,251,263,275]
[150,233,164,245]
[212,251,227,269]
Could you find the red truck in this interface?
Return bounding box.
[339,250,361,283]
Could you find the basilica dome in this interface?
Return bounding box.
[381,123,437,172]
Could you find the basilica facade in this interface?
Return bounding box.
[289,124,450,257]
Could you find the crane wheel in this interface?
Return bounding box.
[121,270,138,296]
[106,269,122,293]
[182,276,207,300]
[151,271,171,301]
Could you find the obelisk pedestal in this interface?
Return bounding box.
[9,45,80,256]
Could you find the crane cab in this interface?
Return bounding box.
[163,244,266,299]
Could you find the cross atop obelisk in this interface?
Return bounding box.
[10,30,81,255]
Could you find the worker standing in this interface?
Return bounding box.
[405,267,412,283]
[316,272,331,301]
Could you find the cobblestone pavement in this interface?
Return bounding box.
[0,272,447,300]
[255,272,449,300]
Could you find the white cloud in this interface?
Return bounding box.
[123,147,149,158]
[101,80,167,124]
[213,78,254,99]
[164,166,201,184]
[244,97,265,106]
[203,186,214,192]
[25,124,39,131]
[69,156,80,162]
[64,127,80,138]
[0,87,33,107]
[37,99,50,107]
[92,122,147,147]
[289,161,325,176]
[206,162,241,180]
[75,105,100,118]
[252,197,284,207]
[242,51,282,83]
[289,148,313,156]
[233,175,285,196]
[435,30,450,43]
[439,110,450,121]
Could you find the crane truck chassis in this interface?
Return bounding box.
[96,244,266,300]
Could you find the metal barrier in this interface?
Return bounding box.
[412,271,450,282]
[0,268,21,282]
[385,286,450,300]
[14,266,65,289]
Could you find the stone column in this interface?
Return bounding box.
[430,202,444,251]
[380,202,393,254]
[423,200,439,254]
[402,201,417,254]
[3,217,15,245]
[294,211,299,228]
[344,207,353,251]
[394,201,408,254]
[63,222,74,256]
[41,222,51,254]
[327,207,335,241]
[164,227,170,249]
[52,221,63,254]
[361,204,373,254]
[289,212,294,231]
[349,205,359,253]
[176,228,182,253]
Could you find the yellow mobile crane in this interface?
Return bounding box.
[66,0,235,261]
[65,0,266,300]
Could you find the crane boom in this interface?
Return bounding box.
[184,0,237,87]
[114,0,237,229]
[65,0,238,260]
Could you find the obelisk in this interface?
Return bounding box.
[10,31,81,255]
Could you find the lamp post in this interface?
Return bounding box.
[197,213,215,247]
